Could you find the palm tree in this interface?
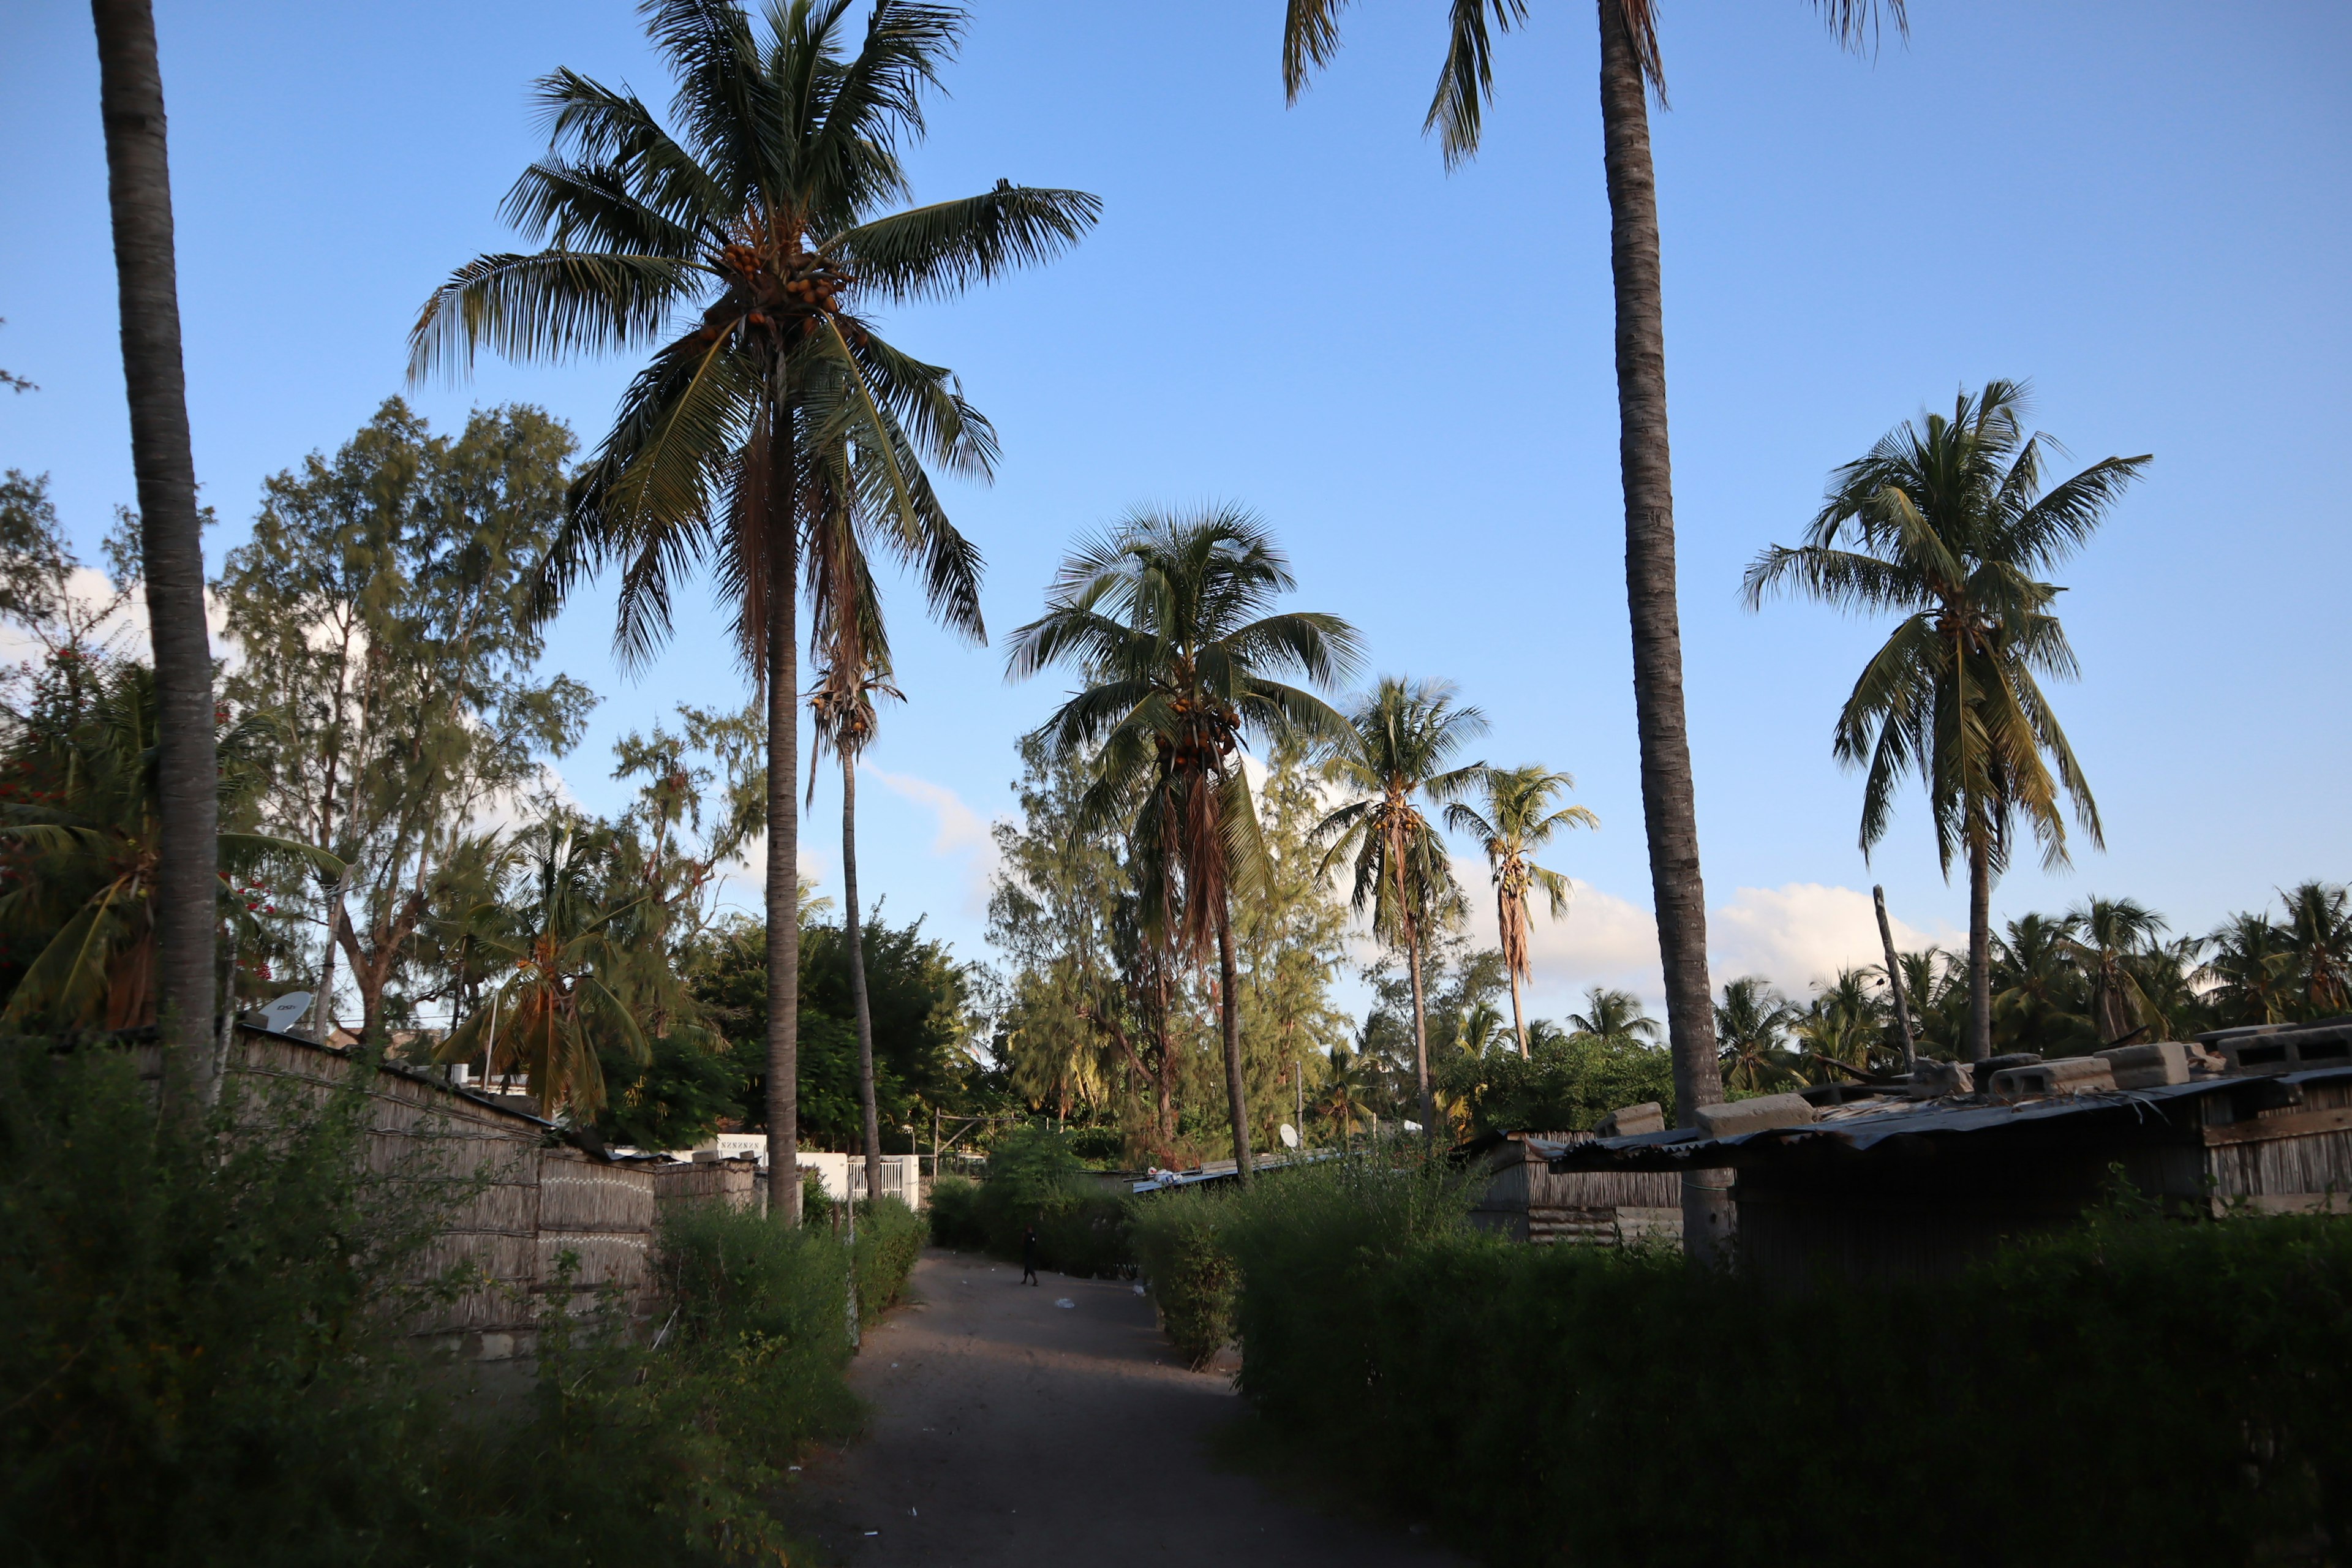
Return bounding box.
[411,0,1097,1219]
[1746,382,2147,1062]
[1008,507,1359,1183]
[1281,0,1907,1259]
[1569,986,1659,1051]
[1447,764,1597,1058]
[2064,896,2167,1046]
[2278,881,2352,1019]
[2202,911,2298,1028]
[91,0,219,1064]
[0,664,339,1031]
[435,821,659,1119]
[1793,968,1886,1080]
[1316,677,1485,1136]
[1992,911,2089,1055]
[1714,976,1802,1095]
[809,654,900,1206]
[1314,1044,1378,1148]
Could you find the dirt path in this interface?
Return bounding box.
[790,1248,1461,1567]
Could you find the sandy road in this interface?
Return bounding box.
[789,1248,1461,1567]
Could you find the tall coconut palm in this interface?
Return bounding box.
[91,0,219,1063]
[802,393,974,1208]
[1447,763,1597,1057]
[1281,0,1907,1257]
[1316,677,1485,1134]
[411,0,1096,1218]
[809,657,900,1206]
[1746,382,2146,1062]
[1009,507,1359,1183]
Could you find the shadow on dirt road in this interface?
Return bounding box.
[790,1248,1462,1566]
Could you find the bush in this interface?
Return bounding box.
[1226,1170,2352,1567]
[0,1035,869,1566]
[1128,1186,1240,1368]
[929,1124,1134,1278]
[850,1197,927,1325]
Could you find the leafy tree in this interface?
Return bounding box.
[1746,382,2147,1061]
[1009,507,1359,1181]
[92,0,219,1063]
[1234,731,1353,1155]
[0,472,144,726]
[218,400,592,1040]
[1318,676,1484,1134]
[1714,976,1803,1096]
[413,0,1096,1219]
[1447,763,1596,1057]
[1441,1027,1676,1138]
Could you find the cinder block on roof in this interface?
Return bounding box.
[1694,1093,1817,1139]
[1905,1060,1974,1099]
[1596,1101,1665,1138]
[2223,1025,2352,1077]
[2094,1041,2189,1090]
[1991,1055,2116,1102]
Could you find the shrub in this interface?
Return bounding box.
[850,1197,927,1325]
[1226,1176,2352,1567]
[1128,1186,1240,1368]
[927,1173,986,1250]
[929,1123,1134,1277]
[0,1035,870,1566]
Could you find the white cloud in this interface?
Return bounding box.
[1447,866,1964,1017]
[1707,882,1961,995]
[863,764,1003,916]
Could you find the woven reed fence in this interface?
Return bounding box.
[145,1027,673,1360]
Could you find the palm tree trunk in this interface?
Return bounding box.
[764,413,802,1224]
[1215,891,1254,1183]
[1507,961,1529,1058]
[1967,837,1993,1063]
[1599,0,1729,1262]
[1406,922,1434,1136]
[1873,884,1918,1071]
[843,750,882,1210]
[93,0,217,1067]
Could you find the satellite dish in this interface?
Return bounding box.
[1278,1122,1300,1149]
[257,992,314,1033]
[1401,1119,1424,1134]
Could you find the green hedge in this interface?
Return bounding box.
[1225,1163,2352,1567]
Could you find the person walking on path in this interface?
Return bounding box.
[1020,1223,1041,1287]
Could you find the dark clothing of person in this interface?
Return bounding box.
[1020,1226,1040,1286]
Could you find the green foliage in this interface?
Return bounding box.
[850,1198,927,1326]
[0,1032,886,1566]
[1439,1029,1677,1136]
[1229,1186,2352,1567]
[930,1125,1133,1278]
[1128,1187,1240,1368]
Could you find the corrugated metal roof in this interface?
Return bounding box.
[1544,1065,2352,1174]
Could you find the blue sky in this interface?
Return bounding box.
[4,1,2347,1022]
